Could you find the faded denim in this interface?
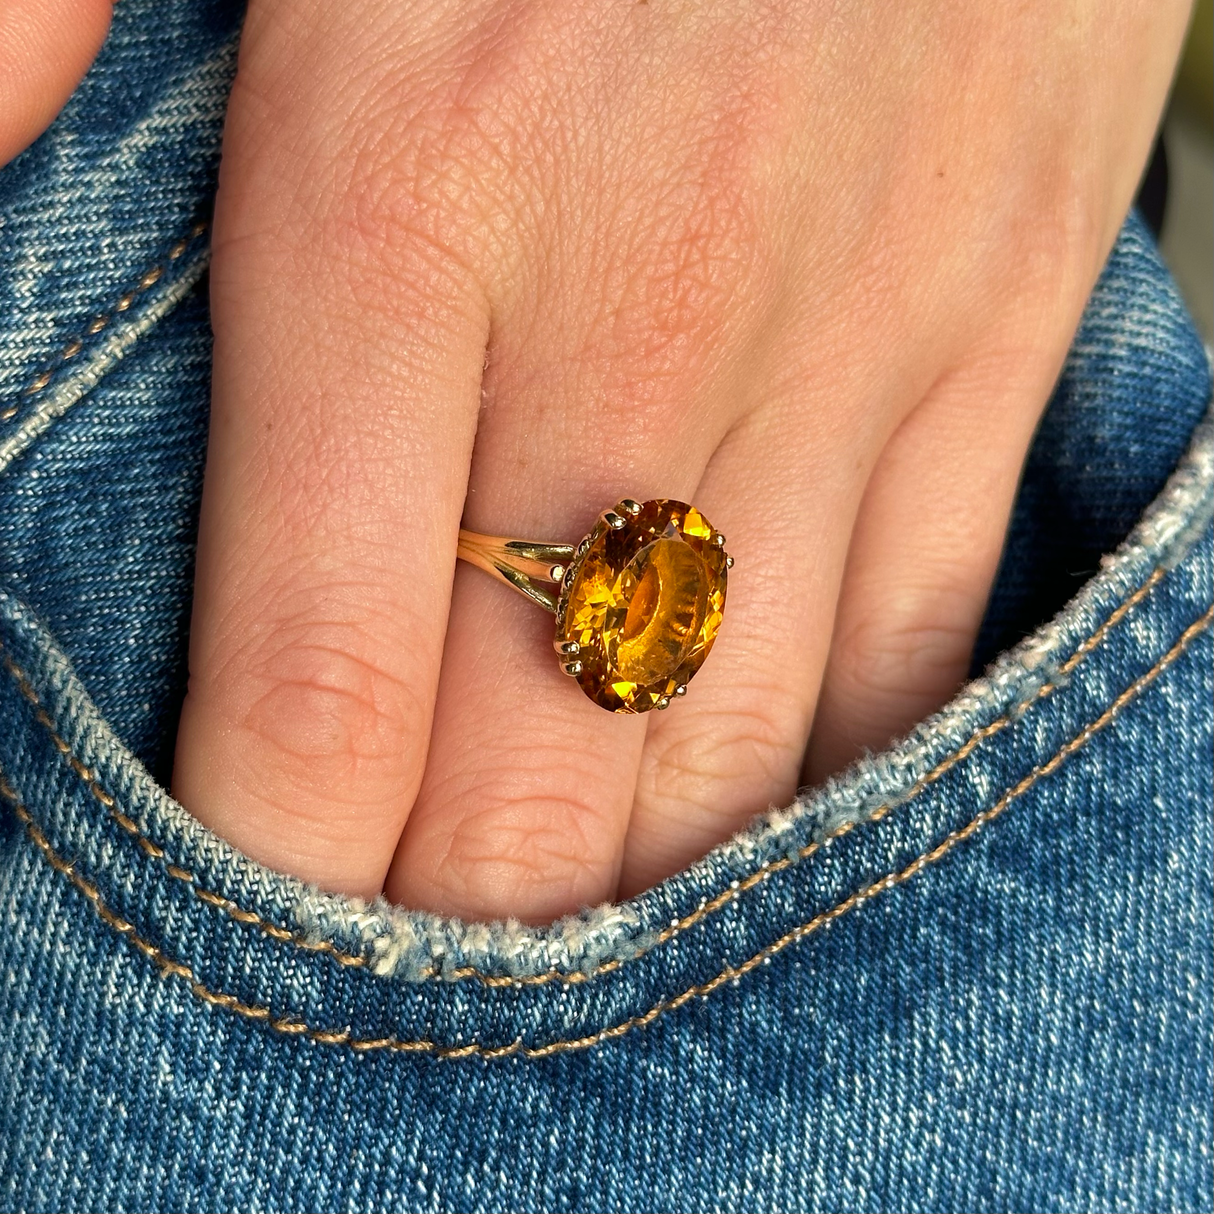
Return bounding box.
[0,1,1211,1211]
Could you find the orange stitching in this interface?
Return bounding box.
[0,651,369,970]
[5,605,1209,1059]
[0,565,1169,986]
[562,566,1170,970]
[0,222,209,423]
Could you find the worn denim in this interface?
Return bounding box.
[1,1,1211,1211]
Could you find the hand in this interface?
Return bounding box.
[171,0,1188,922]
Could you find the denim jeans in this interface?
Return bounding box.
[1,1,1211,1211]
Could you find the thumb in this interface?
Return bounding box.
[0,0,112,167]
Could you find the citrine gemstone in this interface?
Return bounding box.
[556,499,728,713]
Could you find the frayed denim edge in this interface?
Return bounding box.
[3,407,1212,983]
[302,406,1214,978]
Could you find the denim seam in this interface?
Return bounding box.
[0,562,1172,986]
[3,604,1209,1059]
[0,562,1172,984]
[0,647,368,972]
[0,222,211,473]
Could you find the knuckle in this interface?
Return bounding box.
[325,135,485,273]
[311,68,526,290]
[963,141,1106,320]
[426,778,618,919]
[602,167,767,407]
[833,593,977,712]
[644,702,801,813]
[224,606,427,797]
[998,202,1102,316]
[228,87,505,315]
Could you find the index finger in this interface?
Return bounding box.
[171,21,491,897]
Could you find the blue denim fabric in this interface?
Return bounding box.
[1,2,1212,1211]
[975,211,1214,668]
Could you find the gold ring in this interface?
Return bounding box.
[457,498,731,713]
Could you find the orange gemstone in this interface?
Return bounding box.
[556,500,729,713]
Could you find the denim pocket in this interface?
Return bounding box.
[1,417,1211,1211]
[1,418,1210,1041]
[1,1,1212,1208]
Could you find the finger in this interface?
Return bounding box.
[0,0,111,165]
[383,51,799,920]
[802,346,1061,784]
[385,226,769,920]
[800,0,1188,785]
[171,54,491,897]
[617,391,879,897]
[385,362,732,923]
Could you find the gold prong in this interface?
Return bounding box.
[601,510,626,530]
[619,499,642,517]
[713,533,726,546]
[554,640,580,656]
[562,660,583,677]
[726,555,734,568]
[655,695,671,710]
[673,685,687,696]
[549,564,565,582]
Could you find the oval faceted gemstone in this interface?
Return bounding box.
[557,500,728,713]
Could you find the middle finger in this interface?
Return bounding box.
[386,231,764,922]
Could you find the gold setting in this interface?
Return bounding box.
[457,498,730,713]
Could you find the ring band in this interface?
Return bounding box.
[457,498,731,713]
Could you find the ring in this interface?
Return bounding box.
[457,498,732,713]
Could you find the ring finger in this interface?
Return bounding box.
[619,362,896,896]
[385,315,742,923]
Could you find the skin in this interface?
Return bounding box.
[4,0,1191,923]
[0,0,111,166]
